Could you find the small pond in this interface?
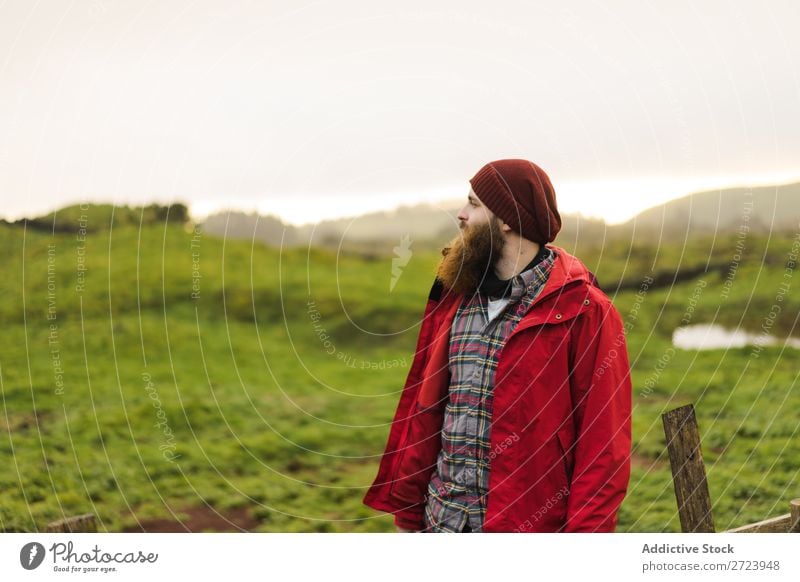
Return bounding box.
[672,324,800,351]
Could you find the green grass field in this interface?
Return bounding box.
[1,205,798,532]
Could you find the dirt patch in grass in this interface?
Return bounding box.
[631,452,669,472]
[122,504,259,532]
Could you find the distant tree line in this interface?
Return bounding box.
[1,203,190,233]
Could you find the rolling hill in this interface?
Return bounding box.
[622,181,800,235]
[198,180,800,252]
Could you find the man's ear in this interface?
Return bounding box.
[496,219,513,234]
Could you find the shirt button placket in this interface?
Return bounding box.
[465,465,476,485]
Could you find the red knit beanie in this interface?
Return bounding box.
[468,159,561,244]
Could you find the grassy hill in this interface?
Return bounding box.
[0,202,798,532]
[621,181,800,235]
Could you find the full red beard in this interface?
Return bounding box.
[435,217,506,295]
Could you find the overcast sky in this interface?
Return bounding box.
[1,0,798,225]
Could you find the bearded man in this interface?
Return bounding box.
[363,159,632,533]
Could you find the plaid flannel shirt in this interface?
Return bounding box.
[423,248,555,532]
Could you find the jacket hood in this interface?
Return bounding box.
[537,244,599,299]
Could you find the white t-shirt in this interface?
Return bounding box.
[487,295,512,322]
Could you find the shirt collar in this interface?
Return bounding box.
[479,246,554,300]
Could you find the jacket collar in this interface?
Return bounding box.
[433,245,598,332]
[508,244,599,333]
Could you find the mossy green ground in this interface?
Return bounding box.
[1,207,798,532]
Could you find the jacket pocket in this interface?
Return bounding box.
[389,403,445,505]
[555,427,575,485]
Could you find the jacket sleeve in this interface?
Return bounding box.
[362,279,446,532]
[361,328,431,531]
[564,298,632,532]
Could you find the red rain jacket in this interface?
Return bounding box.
[363,246,632,532]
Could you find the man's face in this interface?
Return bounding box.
[435,191,506,295]
[456,188,493,230]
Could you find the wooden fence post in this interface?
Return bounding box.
[662,404,715,533]
[791,499,800,533]
[45,513,97,533]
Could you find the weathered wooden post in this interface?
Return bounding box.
[790,499,800,533]
[662,404,715,532]
[45,513,97,533]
